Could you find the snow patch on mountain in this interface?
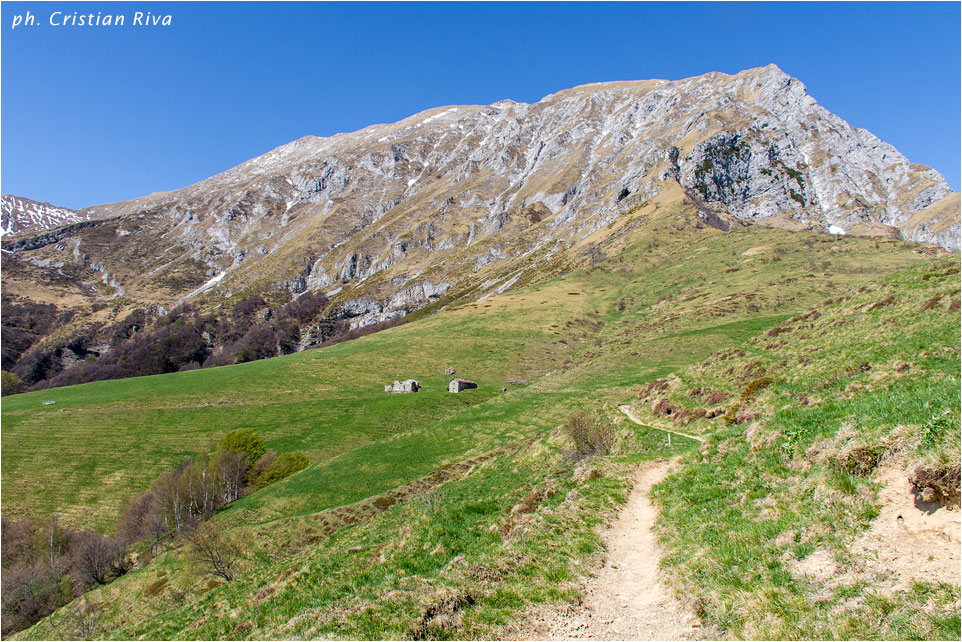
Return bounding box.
[1,195,88,237]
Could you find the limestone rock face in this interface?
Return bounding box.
[671,69,955,248]
[4,65,958,331]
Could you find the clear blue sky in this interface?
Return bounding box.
[1,1,959,208]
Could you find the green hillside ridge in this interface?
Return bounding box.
[636,259,961,639]
[3,212,956,640]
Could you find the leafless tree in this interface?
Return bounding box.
[151,461,191,533]
[1,560,64,636]
[212,450,249,504]
[181,520,240,581]
[72,532,126,586]
[65,598,102,641]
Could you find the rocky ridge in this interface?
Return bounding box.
[3,64,958,350]
[1,195,90,237]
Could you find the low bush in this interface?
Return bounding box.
[181,521,241,582]
[219,428,266,466]
[250,451,309,490]
[565,410,614,459]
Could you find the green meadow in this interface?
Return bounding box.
[5,215,954,640]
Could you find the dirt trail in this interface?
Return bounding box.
[516,460,710,640]
[617,404,706,444]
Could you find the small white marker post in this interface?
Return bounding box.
[667,432,672,447]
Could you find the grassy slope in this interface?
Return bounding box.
[4,207,946,639]
[634,258,961,639]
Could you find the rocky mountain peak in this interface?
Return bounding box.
[3,67,958,341]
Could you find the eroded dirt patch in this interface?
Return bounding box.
[791,465,961,594]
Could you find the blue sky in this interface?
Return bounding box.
[2,1,959,208]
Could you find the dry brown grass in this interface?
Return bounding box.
[565,410,615,459]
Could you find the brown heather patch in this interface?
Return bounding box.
[865,294,895,312]
[919,293,944,311]
[409,589,478,640]
[143,575,168,597]
[740,359,767,382]
[638,377,670,399]
[231,620,252,636]
[767,325,793,337]
[705,406,726,419]
[252,584,276,603]
[652,397,679,417]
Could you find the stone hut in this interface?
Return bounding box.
[385,379,420,393]
[448,378,477,393]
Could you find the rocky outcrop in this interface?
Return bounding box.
[337,280,451,329]
[2,220,106,253]
[670,69,955,245]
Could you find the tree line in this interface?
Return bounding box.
[0,429,308,637]
[2,286,420,397]
[2,291,331,394]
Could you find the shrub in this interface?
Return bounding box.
[65,598,103,640]
[250,452,277,484]
[705,392,727,405]
[250,451,309,490]
[218,429,266,466]
[1,370,24,396]
[565,411,614,459]
[740,377,774,402]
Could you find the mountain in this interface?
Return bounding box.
[2,65,958,389]
[1,195,91,237]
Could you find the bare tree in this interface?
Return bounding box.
[181,520,240,581]
[65,598,102,641]
[151,461,192,533]
[72,532,125,586]
[1,560,65,637]
[212,450,249,504]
